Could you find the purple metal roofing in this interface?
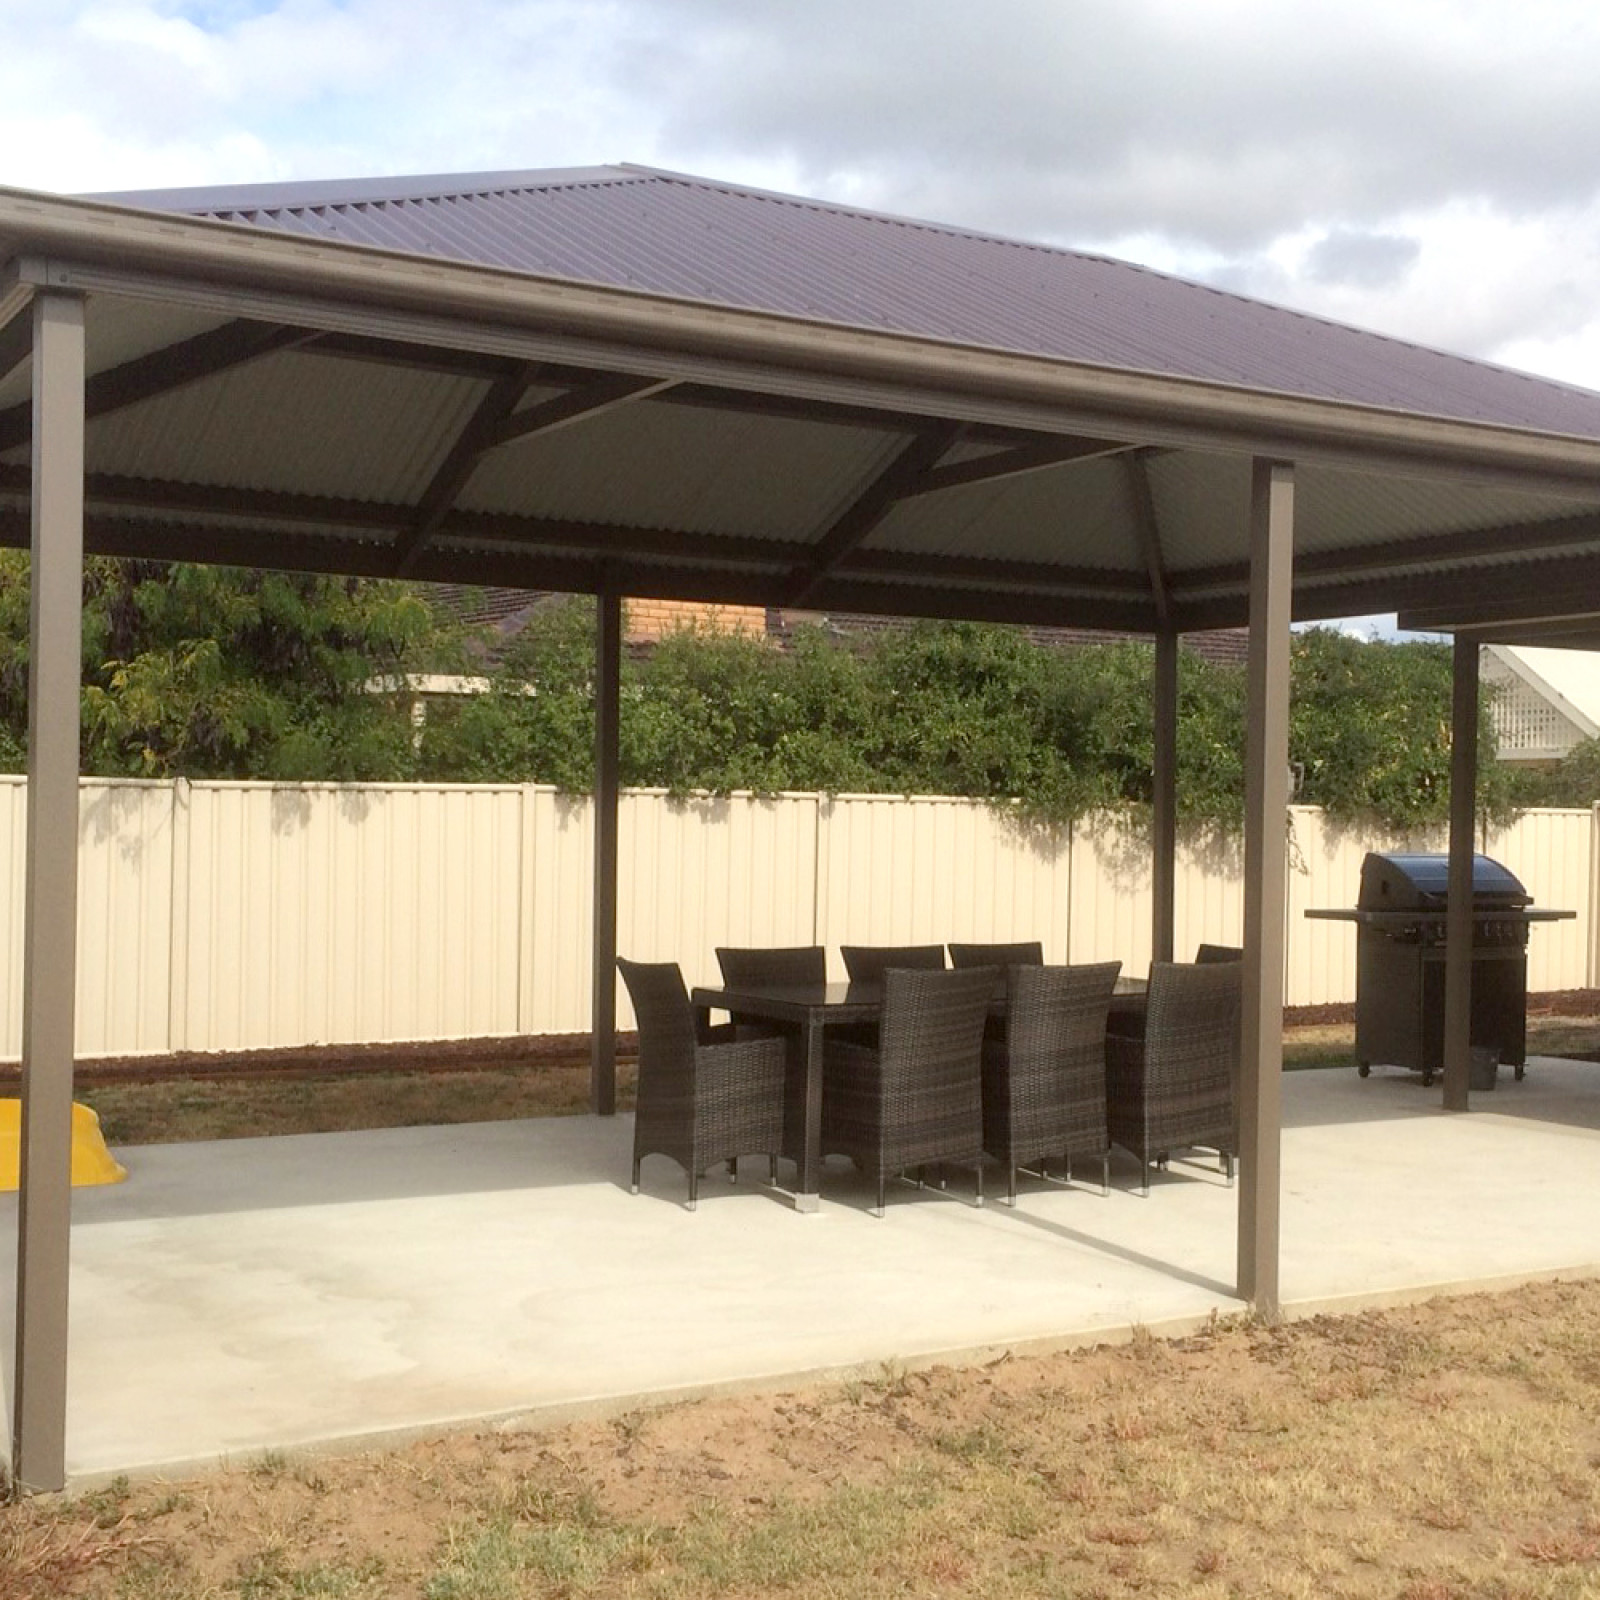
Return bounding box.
[89,165,1600,441]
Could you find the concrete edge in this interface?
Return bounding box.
[58,1307,1232,1493]
[51,1262,1600,1495]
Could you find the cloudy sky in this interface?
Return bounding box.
[3,0,1599,400]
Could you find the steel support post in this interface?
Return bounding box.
[590,592,621,1115]
[1238,459,1293,1317]
[12,290,85,1494]
[1152,628,1179,964]
[1441,636,1479,1112]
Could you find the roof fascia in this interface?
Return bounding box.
[8,189,1600,496]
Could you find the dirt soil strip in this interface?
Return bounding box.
[2,989,1596,1089]
[0,1032,639,1088]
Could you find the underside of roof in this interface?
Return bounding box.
[5,165,1600,639]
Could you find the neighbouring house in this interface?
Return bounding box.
[1482,644,1600,766]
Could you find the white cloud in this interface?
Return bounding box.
[4,0,1600,389]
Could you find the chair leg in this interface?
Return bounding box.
[688,1169,699,1212]
[1140,1158,1150,1198]
[974,1164,984,1209]
[729,1157,738,1183]
[1007,1165,1016,1207]
[631,1154,641,1194]
[1101,1152,1110,1197]
[1224,1151,1235,1186]
[875,1174,887,1217]
[769,1154,778,1185]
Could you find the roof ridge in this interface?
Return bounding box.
[81,165,648,216]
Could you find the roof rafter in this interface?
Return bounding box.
[0,507,1160,632]
[0,304,29,388]
[1171,508,1600,601]
[905,435,1133,497]
[390,367,676,577]
[784,421,966,607]
[0,317,315,454]
[1121,448,1171,628]
[484,372,676,449]
[391,364,547,577]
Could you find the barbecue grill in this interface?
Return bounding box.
[1306,852,1573,1085]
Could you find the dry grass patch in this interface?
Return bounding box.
[9,1278,1600,1598]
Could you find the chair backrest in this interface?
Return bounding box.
[715,945,825,987]
[1195,943,1243,964]
[840,944,946,981]
[875,965,996,1083]
[1006,961,1121,1068]
[616,958,697,1091]
[948,940,1045,970]
[1143,961,1242,1081]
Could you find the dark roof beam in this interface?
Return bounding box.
[0,506,1160,631]
[0,306,30,388]
[905,435,1134,498]
[785,422,966,607]
[484,373,676,450]
[390,364,546,577]
[0,317,314,454]
[1121,449,1172,628]
[1171,508,1600,601]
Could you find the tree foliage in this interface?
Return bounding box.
[0,559,1523,834]
[0,555,441,780]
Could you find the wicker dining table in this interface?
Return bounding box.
[690,972,1146,1212]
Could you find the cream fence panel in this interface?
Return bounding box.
[615,791,821,1026]
[1,782,1596,1057]
[814,795,1073,977]
[1283,811,1442,1007]
[176,782,525,1051]
[1067,814,1248,976]
[523,787,594,1035]
[1482,810,1593,993]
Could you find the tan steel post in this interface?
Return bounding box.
[590,591,621,1115]
[1441,636,1478,1111]
[12,290,85,1493]
[1238,459,1293,1316]
[1152,629,1179,963]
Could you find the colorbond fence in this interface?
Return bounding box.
[1,776,1593,1057]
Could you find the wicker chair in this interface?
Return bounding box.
[715,945,826,989]
[822,965,995,1215]
[617,957,787,1209]
[839,944,946,981]
[1195,943,1243,964]
[982,961,1121,1204]
[1106,960,1239,1196]
[949,940,1045,970]
[715,944,826,1165]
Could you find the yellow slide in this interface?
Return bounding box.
[0,1099,128,1189]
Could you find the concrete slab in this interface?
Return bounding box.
[4,1057,1599,1484]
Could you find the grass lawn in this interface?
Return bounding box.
[6,1276,1600,1597]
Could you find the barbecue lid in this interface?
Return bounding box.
[1358,851,1531,910]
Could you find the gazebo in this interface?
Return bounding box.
[7,164,1600,1492]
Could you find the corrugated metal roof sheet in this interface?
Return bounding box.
[89,165,1600,441]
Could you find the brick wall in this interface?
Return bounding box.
[625,599,768,642]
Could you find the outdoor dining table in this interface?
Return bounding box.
[689,971,1147,1212]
